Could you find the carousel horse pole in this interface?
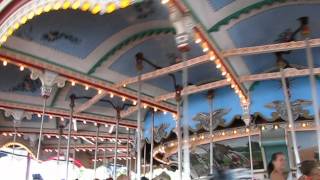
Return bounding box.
[73,140,76,170]
[126,129,131,177]
[12,122,17,156]
[25,153,31,180]
[94,125,100,179]
[279,65,301,175]
[242,100,254,179]
[149,111,154,179]
[301,17,320,160]
[181,50,191,179]
[143,140,147,176]
[66,94,75,180]
[57,125,63,165]
[175,87,183,180]
[113,109,120,180]
[207,90,214,174]
[36,89,49,160]
[135,53,143,179]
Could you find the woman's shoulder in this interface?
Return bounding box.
[270,171,285,180]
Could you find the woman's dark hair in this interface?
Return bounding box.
[300,160,319,176]
[267,152,284,177]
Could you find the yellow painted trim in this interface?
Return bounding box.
[1,142,37,160]
[0,0,137,45]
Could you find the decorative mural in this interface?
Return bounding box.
[8,74,41,93]
[42,31,81,44]
[0,66,41,96]
[168,136,264,177]
[144,77,320,143]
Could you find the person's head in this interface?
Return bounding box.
[267,152,286,176]
[300,160,320,180]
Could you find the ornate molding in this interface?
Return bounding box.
[0,52,176,113]
[0,99,137,128]
[30,69,66,88]
[4,108,33,127]
[4,108,32,120]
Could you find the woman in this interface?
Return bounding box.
[268,152,287,180]
[298,160,320,180]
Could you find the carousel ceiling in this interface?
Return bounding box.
[0,0,319,169]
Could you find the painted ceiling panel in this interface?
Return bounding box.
[110,35,179,76]
[14,0,169,59]
[228,4,320,48]
[0,64,41,96]
[207,0,235,11]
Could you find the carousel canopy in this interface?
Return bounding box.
[0,0,319,177]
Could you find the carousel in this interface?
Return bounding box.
[0,0,319,180]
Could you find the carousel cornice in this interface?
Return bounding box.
[0,50,177,114]
[0,99,137,128]
[152,120,317,165]
[0,127,133,141]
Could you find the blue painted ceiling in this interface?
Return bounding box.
[228,5,320,48]
[227,4,320,74]
[208,0,235,11]
[14,0,169,59]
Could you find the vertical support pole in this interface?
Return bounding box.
[113,110,120,180]
[207,91,214,174]
[36,96,47,160]
[176,102,182,180]
[127,129,131,177]
[248,134,254,179]
[136,53,143,179]
[149,112,154,179]
[280,68,301,174]
[181,50,190,179]
[143,141,146,176]
[305,37,320,160]
[242,101,253,179]
[73,140,76,170]
[66,94,75,180]
[94,125,100,179]
[12,126,17,156]
[25,153,31,180]
[57,126,62,165]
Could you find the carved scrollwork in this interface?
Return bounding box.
[30,69,66,96]
[154,123,170,143]
[265,99,312,121]
[4,109,33,127]
[192,108,231,131]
